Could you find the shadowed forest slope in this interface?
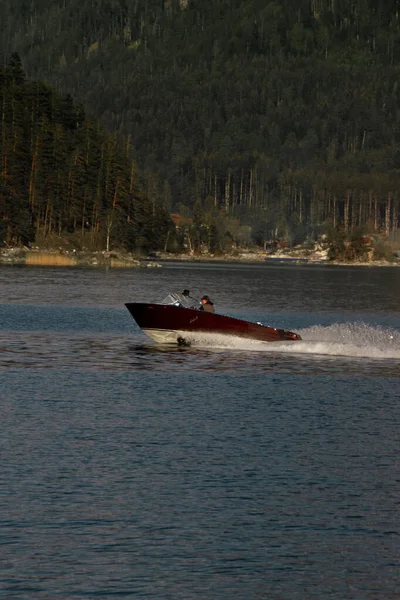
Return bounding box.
[2,0,400,246]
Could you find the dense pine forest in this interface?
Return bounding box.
[0,55,172,250]
[2,0,400,251]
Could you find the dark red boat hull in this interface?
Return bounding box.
[125,303,301,344]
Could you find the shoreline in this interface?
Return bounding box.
[0,248,163,269]
[155,251,400,268]
[1,247,399,268]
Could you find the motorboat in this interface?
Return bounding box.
[125,292,302,346]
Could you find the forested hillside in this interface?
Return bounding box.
[1,0,400,246]
[0,54,171,249]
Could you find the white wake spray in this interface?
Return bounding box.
[295,322,400,359]
[185,322,400,360]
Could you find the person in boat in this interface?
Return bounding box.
[200,295,215,313]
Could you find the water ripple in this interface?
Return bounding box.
[2,266,400,599]
[1,325,400,378]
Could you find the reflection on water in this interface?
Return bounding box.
[2,266,400,600]
[2,261,400,317]
[1,322,400,378]
[128,342,400,377]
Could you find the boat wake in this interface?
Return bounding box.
[186,322,400,360]
[295,322,400,360]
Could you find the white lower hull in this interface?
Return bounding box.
[141,328,288,349]
[142,328,194,344]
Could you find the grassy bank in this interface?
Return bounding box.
[0,248,162,268]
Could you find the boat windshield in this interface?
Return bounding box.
[161,292,200,309]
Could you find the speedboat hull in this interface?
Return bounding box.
[125,303,301,345]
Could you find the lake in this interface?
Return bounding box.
[1,262,400,599]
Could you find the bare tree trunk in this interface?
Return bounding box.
[1,94,7,182]
[394,197,399,231]
[113,180,120,208]
[333,196,337,228]
[299,189,303,223]
[386,193,392,237]
[44,200,51,237]
[186,228,193,254]
[164,230,170,252]
[106,214,113,252]
[361,130,366,149]
[368,191,373,224]
[249,168,253,208]
[129,162,135,194]
[29,135,39,211]
[319,187,325,223]
[225,169,231,212]
[81,200,86,236]
[344,192,350,234]
[351,193,357,231]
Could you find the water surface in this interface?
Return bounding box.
[1,263,400,599]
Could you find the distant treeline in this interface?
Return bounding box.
[0,54,172,249]
[2,1,400,245]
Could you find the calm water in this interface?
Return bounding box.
[1,262,400,599]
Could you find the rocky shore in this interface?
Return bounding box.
[1,242,399,268]
[155,243,400,267]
